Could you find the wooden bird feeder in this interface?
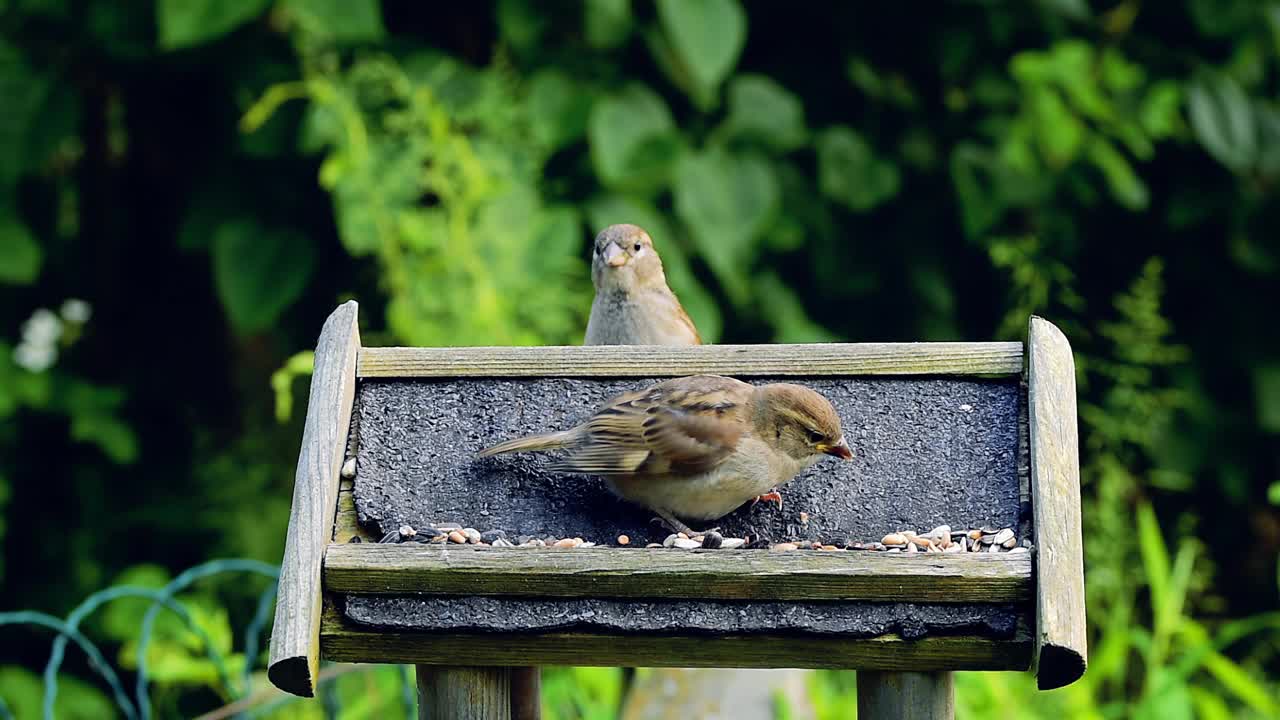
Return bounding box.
[267,301,1086,719]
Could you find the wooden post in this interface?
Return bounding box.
[509,667,540,720]
[1027,316,1087,689]
[857,671,954,720]
[267,301,360,697]
[417,666,512,720]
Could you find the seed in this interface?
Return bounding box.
[980,526,999,535]
[770,542,799,551]
[799,512,810,525]
[492,538,514,548]
[1002,536,1018,549]
[479,530,507,544]
[617,535,631,546]
[447,530,466,544]
[673,538,700,550]
[645,543,662,548]
[554,538,580,548]
[987,543,1002,553]
[1008,547,1029,554]
[913,537,934,549]
[888,547,902,553]
[341,457,357,478]
[663,534,679,548]
[943,542,963,553]
[437,523,462,532]
[379,530,400,544]
[882,533,908,547]
[968,529,983,541]
[929,525,951,540]
[991,528,1015,546]
[906,542,919,553]
[820,545,839,551]
[701,532,724,549]
[398,525,417,539]
[720,538,747,549]
[580,541,596,548]
[677,532,689,540]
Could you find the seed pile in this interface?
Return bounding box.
[365,522,1030,554]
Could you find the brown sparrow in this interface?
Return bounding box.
[478,375,853,534]
[584,224,701,346]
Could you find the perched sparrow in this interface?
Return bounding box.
[478,375,853,534]
[584,224,701,346]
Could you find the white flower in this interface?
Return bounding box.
[61,298,92,324]
[14,341,57,372]
[21,308,63,347]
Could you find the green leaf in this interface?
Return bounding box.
[496,0,546,53]
[282,0,385,44]
[1087,137,1148,210]
[673,148,778,304]
[212,219,316,333]
[0,666,118,720]
[755,272,837,343]
[157,0,271,50]
[528,69,593,153]
[0,213,42,285]
[588,85,681,193]
[724,74,806,151]
[1252,364,1280,433]
[1186,71,1256,172]
[586,194,722,342]
[655,0,746,108]
[585,0,632,49]
[816,126,901,211]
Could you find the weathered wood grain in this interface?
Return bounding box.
[320,600,1033,670]
[267,301,361,698]
[857,671,954,720]
[332,479,374,544]
[357,342,1024,378]
[323,544,1031,603]
[1027,316,1087,690]
[509,668,540,720]
[417,666,511,720]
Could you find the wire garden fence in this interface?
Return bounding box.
[0,558,416,720]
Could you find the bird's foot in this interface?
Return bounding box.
[650,514,715,537]
[751,490,784,511]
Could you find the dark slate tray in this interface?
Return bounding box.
[346,376,1028,637]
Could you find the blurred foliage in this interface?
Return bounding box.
[3,0,1280,717]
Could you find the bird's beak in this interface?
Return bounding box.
[602,241,628,267]
[821,437,853,460]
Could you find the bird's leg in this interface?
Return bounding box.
[751,489,784,511]
[651,511,716,537]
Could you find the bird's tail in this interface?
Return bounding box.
[477,430,576,458]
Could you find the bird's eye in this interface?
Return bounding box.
[806,429,823,443]
[633,243,642,252]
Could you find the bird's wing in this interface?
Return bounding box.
[673,301,703,345]
[551,376,747,476]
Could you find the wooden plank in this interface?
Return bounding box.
[1027,316,1087,690]
[857,671,954,720]
[323,544,1032,603]
[417,667,512,720]
[320,602,1033,671]
[357,342,1024,378]
[509,668,540,720]
[267,301,361,698]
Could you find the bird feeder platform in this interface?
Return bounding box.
[267,301,1086,716]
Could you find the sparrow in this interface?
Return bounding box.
[584,224,701,346]
[478,375,853,534]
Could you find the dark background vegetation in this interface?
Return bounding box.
[1,0,1278,717]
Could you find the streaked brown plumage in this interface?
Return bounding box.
[584,224,701,346]
[478,375,852,533]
